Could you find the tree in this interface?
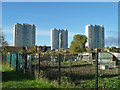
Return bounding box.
[65,50,70,53]
[102,47,106,52]
[0,35,8,46]
[106,46,110,49]
[43,45,47,52]
[110,46,116,50]
[70,34,87,53]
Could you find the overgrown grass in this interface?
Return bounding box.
[79,76,120,88]
[1,65,120,88]
[2,65,57,88]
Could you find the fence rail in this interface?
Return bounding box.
[2,52,119,88]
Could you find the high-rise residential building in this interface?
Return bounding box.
[14,23,35,47]
[85,24,104,49]
[51,28,68,50]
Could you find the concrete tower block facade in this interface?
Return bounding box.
[51,28,59,50]
[85,24,104,49]
[59,33,62,49]
[14,23,36,47]
[51,28,68,50]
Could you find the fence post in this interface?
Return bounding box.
[29,53,32,75]
[95,51,98,90]
[5,53,7,65]
[16,53,18,71]
[0,50,2,66]
[2,52,4,64]
[2,52,3,65]
[10,53,11,68]
[25,53,27,74]
[38,53,40,78]
[58,53,61,86]
[23,52,27,74]
[69,55,72,79]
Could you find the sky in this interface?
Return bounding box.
[1,0,120,2]
[2,2,118,47]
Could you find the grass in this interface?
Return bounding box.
[79,76,120,88]
[1,65,57,88]
[1,63,120,89]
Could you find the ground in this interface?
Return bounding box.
[1,65,56,88]
[1,60,120,88]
